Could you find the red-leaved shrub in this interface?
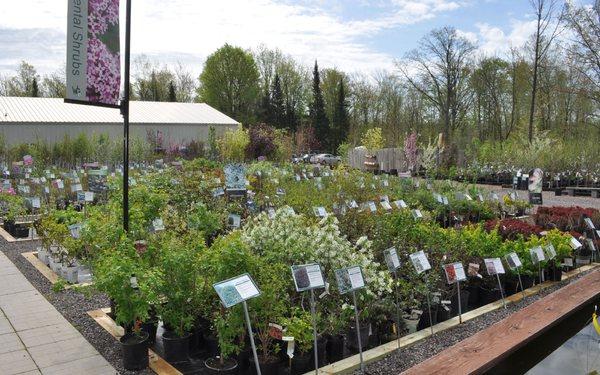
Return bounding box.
[484,219,543,240]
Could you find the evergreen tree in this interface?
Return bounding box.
[309,60,329,151]
[168,81,177,102]
[270,73,285,128]
[31,77,39,97]
[258,89,271,124]
[331,78,349,153]
[284,99,298,133]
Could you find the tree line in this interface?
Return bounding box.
[1,0,598,162]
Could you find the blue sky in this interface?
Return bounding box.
[0,0,593,77]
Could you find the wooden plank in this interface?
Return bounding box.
[402,269,600,375]
[0,226,16,242]
[309,263,600,375]
[87,309,182,375]
[22,251,60,284]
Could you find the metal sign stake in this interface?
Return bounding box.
[393,270,402,349]
[310,289,319,374]
[242,300,261,375]
[352,290,365,373]
[425,276,434,335]
[495,273,506,309]
[516,268,525,299]
[457,280,462,324]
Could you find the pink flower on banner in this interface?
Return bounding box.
[86,38,120,104]
[88,0,119,38]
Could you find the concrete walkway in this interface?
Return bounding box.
[0,252,116,375]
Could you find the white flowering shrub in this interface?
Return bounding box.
[241,207,392,299]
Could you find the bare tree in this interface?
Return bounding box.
[527,0,563,143]
[564,0,600,111]
[397,26,475,146]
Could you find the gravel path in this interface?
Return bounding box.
[357,269,597,375]
[0,239,153,375]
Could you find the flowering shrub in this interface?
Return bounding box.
[246,124,277,159]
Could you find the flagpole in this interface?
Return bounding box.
[121,0,132,232]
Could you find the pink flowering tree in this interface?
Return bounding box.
[404,132,419,173]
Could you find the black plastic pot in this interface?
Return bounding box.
[311,336,327,368]
[205,334,219,357]
[479,286,502,305]
[140,321,158,345]
[325,334,344,364]
[249,356,282,375]
[162,331,191,363]
[236,346,251,374]
[205,357,239,375]
[291,352,311,375]
[120,331,149,371]
[417,305,439,331]
[451,289,470,317]
[346,323,370,351]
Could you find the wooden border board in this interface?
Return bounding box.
[308,263,600,375]
[0,226,39,242]
[88,308,182,375]
[402,268,600,374]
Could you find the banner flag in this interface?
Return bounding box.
[66,0,121,107]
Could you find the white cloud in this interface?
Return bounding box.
[474,20,537,56]
[0,0,464,76]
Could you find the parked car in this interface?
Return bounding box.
[314,153,341,166]
[302,153,317,163]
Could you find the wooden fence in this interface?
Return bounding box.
[347,147,411,173]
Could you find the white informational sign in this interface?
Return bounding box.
[380,200,392,211]
[30,197,41,209]
[214,274,261,308]
[409,250,431,274]
[313,207,327,218]
[443,262,466,284]
[347,200,359,209]
[584,217,595,230]
[291,264,325,292]
[383,247,401,272]
[484,258,505,275]
[228,214,241,229]
[530,246,546,264]
[544,244,556,260]
[505,252,522,270]
[335,266,365,294]
[71,183,83,193]
[366,201,377,213]
[570,237,583,250]
[151,218,165,232]
[394,200,407,209]
[563,257,574,267]
[412,209,423,220]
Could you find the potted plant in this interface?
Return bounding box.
[157,235,201,363]
[93,240,160,371]
[201,232,256,374]
[281,310,314,375]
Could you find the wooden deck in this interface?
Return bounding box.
[402,268,600,375]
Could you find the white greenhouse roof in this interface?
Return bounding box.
[0,97,239,125]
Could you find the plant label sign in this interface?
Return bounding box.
[484,258,505,275]
[570,237,583,250]
[365,201,377,213]
[383,247,401,272]
[530,246,546,264]
[29,197,41,209]
[563,257,574,267]
[412,209,423,220]
[68,223,82,239]
[347,200,359,209]
[291,263,325,292]
[381,200,392,211]
[151,218,165,232]
[214,273,261,308]
[53,179,63,189]
[409,250,431,274]
[313,207,327,218]
[212,187,225,197]
[71,183,83,193]
[335,266,365,294]
[228,214,241,229]
[588,239,597,253]
[505,252,522,270]
[544,244,556,260]
[584,218,595,230]
[444,262,466,284]
[394,200,407,209]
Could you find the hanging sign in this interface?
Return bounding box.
[66,0,121,107]
[383,247,401,272]
[213,274,261,308]
[484,258,505,275]
[291,264,325,292]
[409,250,431,274]
[505,252,522,270]
[335,266,365,294]
[443,262,466,284]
